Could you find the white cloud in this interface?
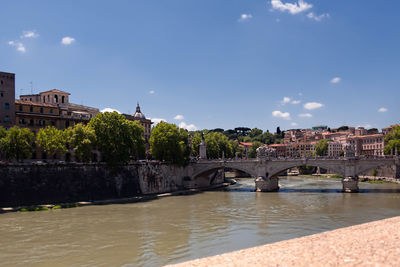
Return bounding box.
[149,90,155,94]
[282,97,291,104]
[239,14,253,22]
[21,30,39,38]
[8,41,26,53]
[291,100,301,104]
[174,114,184,120]
[101,108,121,114]
[330,77,341,84]
[291,122,298,126]
[270,0,312,15]
[272,110,291,120]
[304,102,323,110]
[298,113,312,118]
[358,124,372,129]
[61,36,75,45]
[307,12,330,21]
[151,118,166,124]
[179,122,198,131]
[298,92,303,96]
[378,107,388,113]
[276,18,281,22]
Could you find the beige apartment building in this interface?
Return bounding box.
[348,134,385,156]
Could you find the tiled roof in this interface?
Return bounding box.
[15,99,58,108]
[348,134,384,139]
[239,142,253,146]
[40,89,70,95]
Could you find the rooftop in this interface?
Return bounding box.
[15,99,58,108]
[40,89,70,95]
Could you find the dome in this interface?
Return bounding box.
[133,103,146,119]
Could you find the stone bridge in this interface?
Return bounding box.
[183,157,400,192]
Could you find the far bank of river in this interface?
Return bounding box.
[0,176,399,266]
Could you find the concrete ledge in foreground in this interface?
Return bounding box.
[168,216,400,266]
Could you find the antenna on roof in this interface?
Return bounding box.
[30,81,33,94]
[20,88,24,98]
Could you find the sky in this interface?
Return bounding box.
[1,0,399,132]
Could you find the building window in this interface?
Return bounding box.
[29,119,34,126]
[51,121,55,126]
[19,105,22,111]
[40,107,43,113]
[55,95,58,103]
[4,116,9,122]
[62,96,65,103]
[50,109,54,114]
[0,80,3,85]
[5,103,9,109]
[0,92,3,97]
[19,119,25,124]
[43,96,46,103]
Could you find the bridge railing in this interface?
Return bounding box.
[192,154,395,163]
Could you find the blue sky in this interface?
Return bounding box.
[1,0,399,132]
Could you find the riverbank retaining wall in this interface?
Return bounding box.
[0,163,187,207]
[360,164,400,178]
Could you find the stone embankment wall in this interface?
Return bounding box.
[0,163,187,207]
[360,164,399,178]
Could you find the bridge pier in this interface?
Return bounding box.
[342,176,359,193]
[255,176,279,192]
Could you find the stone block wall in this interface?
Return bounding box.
[0,163,187,207]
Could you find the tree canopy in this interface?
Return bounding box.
[204,132,233,159]
[36,126,67,159]
[65,123,96,162]
[384,125,400,155]
[149,121,190,166]
[88,111,145,165]
[315,139,329,156]
[0,127,34,161]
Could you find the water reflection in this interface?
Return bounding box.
[0,176,399,266]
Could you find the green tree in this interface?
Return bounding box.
[384,125,400,155]
[0,126,6,139]
[315,139,329,156]
[229,140,243,158]
[36,126,67,159]
[248,141,263,158]
[0,127,34,161]
[89,112,145,165]
[66,123,96,162]
[191,132,202,157]
[204,132,233,159]
[149,121,190,165]
[249,128,263,138]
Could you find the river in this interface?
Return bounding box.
[1,176,400,266]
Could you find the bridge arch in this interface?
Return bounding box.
[268,162,346,178]
[192,165,257,180]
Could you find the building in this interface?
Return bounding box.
[20,89,99,129]
[239,142,253,155]
[382,124,400,135]
[327,141,344,157]
[348,134,385,156]
[15,100,61,133]
[123,103,152,142]
[268,144,287,157]
[0,72,15,129]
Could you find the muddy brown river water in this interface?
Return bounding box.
[1,176,400,266]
